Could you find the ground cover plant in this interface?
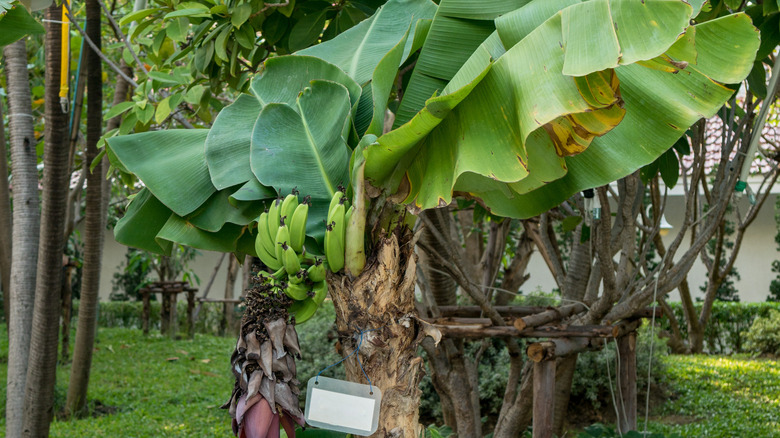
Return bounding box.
[0,325,236,437]
[649,355,780,438]
[2,322,778,437]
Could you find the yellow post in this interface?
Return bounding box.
[59,0,70,113]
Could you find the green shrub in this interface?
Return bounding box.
[742,309,780,356]
[661,301,780,354]
[570,326,668,410]
[577,423,682,438]
[73,300,229,336]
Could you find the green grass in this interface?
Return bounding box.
[648,355,780,437]
[2,323,779,437]
[0,325,237,437]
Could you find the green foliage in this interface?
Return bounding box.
[769,197,780,301]
[570,326,668,411]
[577,424,682,438]
[650,355,780,437]
[0,2,45,47]
[662,301,780,354]
[110,248,154,301]
[72,300,226,336]
[424,424,454,438]
[741,309,780,356]
[0,325,236,436]
[103,0,380,143]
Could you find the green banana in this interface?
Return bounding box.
[282,243,301,276]
[275,224,291,262]
[280,193,298,226]
[289,202,309,253]
[324,213,345,273]
[288,269,305,285]
[257,212,277,257]
[284,281,310,301]
[289,298,318,324]
[267,198,282,245]
[255,231,282,271]
[311,281,328,306]
[329,191,344,215]
[307,259,326,282]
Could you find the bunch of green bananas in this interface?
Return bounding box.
[254,192,329,323]
[324,190,352,274]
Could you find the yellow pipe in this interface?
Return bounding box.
[59,0,70,112]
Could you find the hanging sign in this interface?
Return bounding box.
[304,376,382,436]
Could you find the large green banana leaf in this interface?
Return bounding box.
[205,94,262,190]
[297,0,437,86]
[114,186,261,257]
[365,0,759,217]
[297,0,435,136]
[392,0,524,128]
[250,80,353,202]
[114,188,175,255]
[205,56,361,193]
[108,129,214,216]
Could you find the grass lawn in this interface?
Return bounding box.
[1,324,779,437]
[0,325,237,437]
[647,355,780,437]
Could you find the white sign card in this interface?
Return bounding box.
[304,376,382,436]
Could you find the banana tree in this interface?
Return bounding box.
[106,0,758,436]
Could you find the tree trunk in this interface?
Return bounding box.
[329,231,424,438]
[23,5,72,435]
[60,260,74,364]
[0,94,12,325]
[65,0,103,415]
[4,37,41,438]
[223,255,239,335]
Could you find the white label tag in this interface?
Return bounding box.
[304,376,382,436]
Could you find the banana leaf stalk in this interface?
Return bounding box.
[223,276,305,438]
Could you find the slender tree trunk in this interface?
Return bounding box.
[0,95,12,324]
[329,231,424,438]
[223,255,239,334]
[60,260,74,363]
[64,0,103,416]
[23,6,72,435]
[4,37,41,438]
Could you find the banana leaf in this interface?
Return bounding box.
[250,80,353,202]
[297,0,437,86]
[392,0,525,127]
[107,129,214,217]
[205,94,263,190]
[366,0,759,217]
[114,188,174,255]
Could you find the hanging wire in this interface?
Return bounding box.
[316,327,382,394]
[604,338,623,437]
[643,251,666,435]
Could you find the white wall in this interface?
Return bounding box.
[97,229,245,301]
[520,194,779,303]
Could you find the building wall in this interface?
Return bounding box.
[98,229,245,301]
[520,194,779,303]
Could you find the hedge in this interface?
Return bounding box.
[72,299,237,336]
[661,301,780,354]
